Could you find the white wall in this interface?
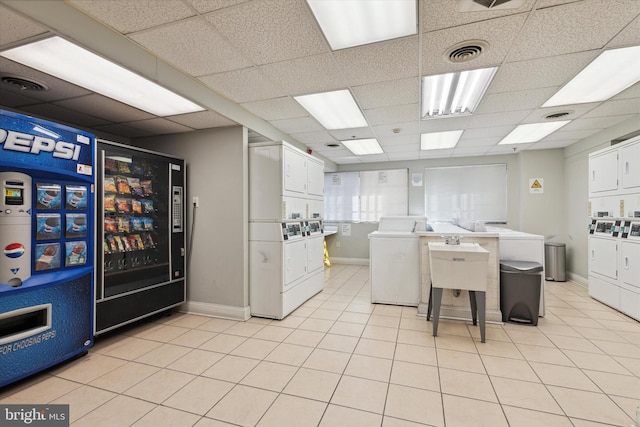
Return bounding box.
[134,126,250,320]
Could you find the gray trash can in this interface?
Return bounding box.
[500,260,543,326]
[545,242,566,281]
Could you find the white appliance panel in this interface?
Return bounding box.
[620,287,640,320]
[284,239,307,286]
[370,234,420,306]
[589,236,618,280]
[306,157,324,197]
[621,241,640,291]
[588,274,620,308]
[622,141,640,190]
[589,149,619,195]
[307,235,325,274]
[283,147,306,195]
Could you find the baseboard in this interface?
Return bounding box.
[330,257,369,265]
[179,301,251,321]
[567,273,588,287]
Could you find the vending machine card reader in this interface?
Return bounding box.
[0,173,32,287]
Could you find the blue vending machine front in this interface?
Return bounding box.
[0,109,95,387]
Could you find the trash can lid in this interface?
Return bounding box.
[500,260,543,273]
[545,242,565,247]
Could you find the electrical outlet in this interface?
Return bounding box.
[192,196,199,207]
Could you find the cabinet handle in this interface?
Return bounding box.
[591,249,595,260]
[625,256,629,270]
[624,161,629,175]
[592,170,596,182]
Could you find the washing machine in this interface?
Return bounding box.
[369,216,427,306]
[620,221,640,321]
[588,219,620,308]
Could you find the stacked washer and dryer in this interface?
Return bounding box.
[588,135,640,321]
[248,141,325,319]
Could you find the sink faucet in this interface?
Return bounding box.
[411,221,417,233]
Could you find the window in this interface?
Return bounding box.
[424,164,507,222]
[324,169,408,221]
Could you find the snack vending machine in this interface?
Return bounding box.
[0,109,94,387]
[95,140,185,334]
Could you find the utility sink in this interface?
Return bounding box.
[428,242,489,291]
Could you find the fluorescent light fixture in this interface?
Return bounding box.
[0,36,204,116]
[498,121,570,145]
[295,89,368,130]
[421,130,464,150]
[307,0,417,50]
[422,67,498,119]
[543,45,640,107]
[341,138,384,155]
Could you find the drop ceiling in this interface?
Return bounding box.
[0,0,639,165]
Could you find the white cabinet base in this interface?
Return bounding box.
[250,268,323,319]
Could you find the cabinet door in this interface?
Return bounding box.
[622,142,640,190]
[589,150,618,195]
[307,158,324,197]
[307,236,325,273]
[621,241,640,290]
[283,147,307,195]
[588,237,617,280]
[283,239,307,286]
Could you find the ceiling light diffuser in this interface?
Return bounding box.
[422,67,498,119]
[543,45,640,107]
[306,0,417,50]
[421,130,464,150]
[0,36,204,117]
[295,89,368,130]
[498,121,570,145]
[341,138,384,155]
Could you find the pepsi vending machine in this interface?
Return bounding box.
[0,109,94,387]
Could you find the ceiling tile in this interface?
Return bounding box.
[373,121,421,138]
[0,5,48,46]
[612,81,640,100]
[422,0,535,32]
[241,97,308,121]
[530,139,578,150]
[508,0,640,62]
[329,128,375,141]
[580,98,640,119]
[0,88,39,107]
[269,116,324,134]
[606,13,640,48]
[489,51,597,93]
[93,123,154,138]
[521,102,600,124]
[456,137,501,148]
[561,115,636,132]
[356,153,390,163]
[199,67,284,103]
[475,87,557,115]
[333,36,420,86]
[421,14,527,76]
[378,134,420,147]
[380,142,419,153]
[289,131,335,144]
[259,53,348,96]
[542,129,600,142]
[17,103,110,129]
[186,0,251,14]
[206,0,328,65]
[68,0,195,33]
[352,77,420,110]
[387,152,421,161]
[364,104,420,126]
[130,18,252,76]
[459,126,514,139]
[486,144,532,154]
[452,146,492,157]
[420,148,453,159]
[54,94,154,123]
[167,110,236,129]
[124,118,194,134]
[421,110,530,133]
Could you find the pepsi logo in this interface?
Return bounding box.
[4,243,25,258]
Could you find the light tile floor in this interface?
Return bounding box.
[2,264,640,426]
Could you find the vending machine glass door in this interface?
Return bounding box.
[98,146,171,298]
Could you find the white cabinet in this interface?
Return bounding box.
[249,141,324,221]
[248,141,325,319]
[589,149,618,196]
[622,141,640,190]
[588,135,640,321]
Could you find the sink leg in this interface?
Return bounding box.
[432,287,443,337]
[476,291,486,343]
[426,283,433,321]
[469,291,478,326]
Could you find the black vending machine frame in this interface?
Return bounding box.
[95,140,186,334]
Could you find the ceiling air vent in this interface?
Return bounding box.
[446,40,489,63]
[325,143,340,148]
[545,111,573,120]
[457,0,526,12]
[1,75,49,91]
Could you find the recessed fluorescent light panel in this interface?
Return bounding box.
[498,121,570,145]
[341,138,384,155]
[0,36,204,116]
[306,0,417,50]
[422,67,498,119]
[543,45,640,107]
[421,130,464,150]
[295,89,368,130]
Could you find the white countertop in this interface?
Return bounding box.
[415,222,499,237]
